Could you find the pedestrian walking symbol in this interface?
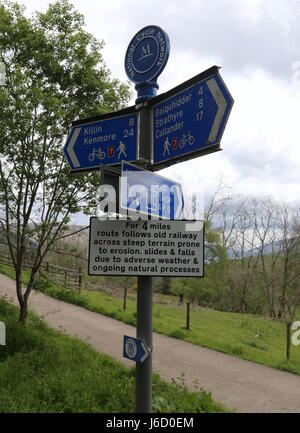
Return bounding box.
[117,140,127,159]
[163,137,171,156]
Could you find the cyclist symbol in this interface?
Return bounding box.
[117,141,127,159]
[88,147,105,162]
[179,131,195,148]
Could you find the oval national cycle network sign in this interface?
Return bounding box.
[125,25,170,84]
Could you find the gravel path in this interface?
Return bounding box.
[1,273,300,413]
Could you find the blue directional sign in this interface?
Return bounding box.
[152,69,233,167]
[123,335,150,364]
[64,112,139,173]
[120,161,184,219]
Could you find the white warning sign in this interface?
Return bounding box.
[88,218,204,277]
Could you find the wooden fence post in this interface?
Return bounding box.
[64,269,67,288]
[186,302,190,330]
[287,322,291,359]
[123,287,127,311]
[78,267,82,291]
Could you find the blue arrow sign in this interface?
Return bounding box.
[64,112,139,172]
[120,161,184,220]
[152,70,233,166]
[123,335,150,364]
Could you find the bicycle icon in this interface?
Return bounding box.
[179,131,195,148]
[88,147,106,162]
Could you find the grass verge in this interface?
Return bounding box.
[1,263,300,376]
[41,286,300,375]
[0,296,226,413]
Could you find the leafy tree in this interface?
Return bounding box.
[250,198,296,318]
[155,276,172,295]
[197,219,229,308]
[171,277,200,304]
[0,0,131,321]
[170,219,227,306]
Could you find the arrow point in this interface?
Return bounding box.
[140,341,150,364]
[206,78,227,144]
[66,127,81,168]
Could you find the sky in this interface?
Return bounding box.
[19,0,300,220]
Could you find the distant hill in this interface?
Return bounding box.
[227,240,282,259]
[0,224,89,251]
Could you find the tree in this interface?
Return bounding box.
[276,203,300,321]
[197,218,228,308]
[171,181,232,309]
[253,198,283,318]
[171,277,200,305]
[155,276,172,295]
[0,0,131,321]
[170,226,228,309]
[253,199,300,320]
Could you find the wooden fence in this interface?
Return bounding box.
[0,253,33,270]
[44,262,82,291]
[0,253,82,291]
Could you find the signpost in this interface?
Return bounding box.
[150,66,234,169]
[123,335,150,364]
[88,218,204,277]
[64,110,139,173]
[63,24,233,415]
[120,161,184,219]
[124,25,172,414]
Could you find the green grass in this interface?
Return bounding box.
[0,264,25,282]
[1,263,300,376]
[48,288,300,375]
[37,287,300,375]
[0,297,226,413]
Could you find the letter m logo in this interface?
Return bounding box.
[139,44,153,60]
[142,44,151,56]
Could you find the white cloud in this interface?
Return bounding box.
[17,0,300,211]
[160,67,300,203]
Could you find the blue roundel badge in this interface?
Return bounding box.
[125,25,170,85]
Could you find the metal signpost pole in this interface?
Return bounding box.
[135,107,153,413]
[125,25,170,413]
[136,274,153,412]
[65,24,233,416]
